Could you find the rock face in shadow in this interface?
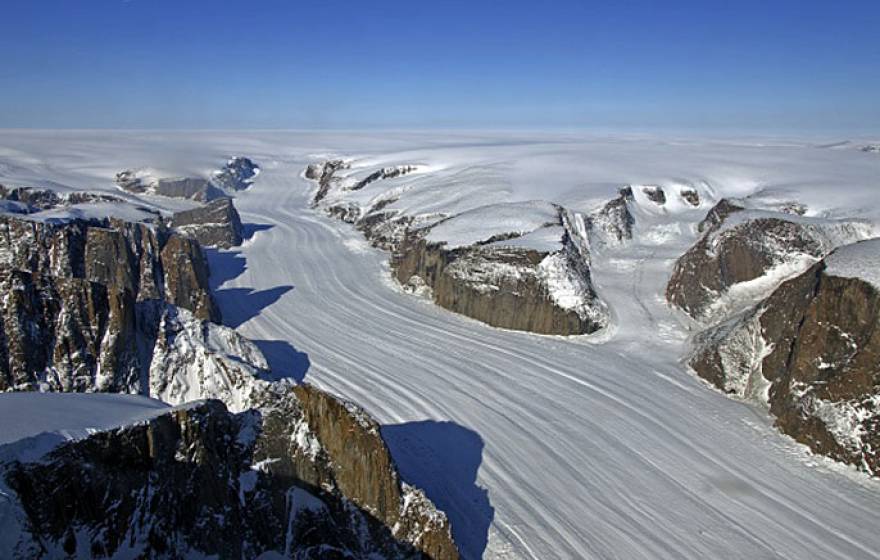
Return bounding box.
[4,395,458,559]
[0,215,219,391]
[690,242,880,475]
[171,197,244,248]
[667,199,874,321]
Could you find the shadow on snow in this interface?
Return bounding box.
[252,339,310,383]
[204,235,310,384]
[382,421,493,560]
[213,285,294,328]
[206,232,490,554]
[242,223,273,241]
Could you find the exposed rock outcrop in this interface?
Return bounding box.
[306,160,610,335]
[2,394,457,559]
[585,186,636,246]
[0,207,459,559]
[392,212,608,335]
[307,159,349,205]
[211,156,260,192]
[680,188,701,207]
[0,214,220,391]
[0,185,151,215]
[641,185,666,205]
[115,171,228,202]
[170,197,244,248]
[690,238,880,475]
[116,157,261,202]
[667,199,874,321]
[351,165,417,191]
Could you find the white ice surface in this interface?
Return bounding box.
[425,200,559,248]
[1,131,880,560]
[824,238,880,290]
[0,392,168,449]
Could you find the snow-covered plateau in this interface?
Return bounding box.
[0,130,879,559]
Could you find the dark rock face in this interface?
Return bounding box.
[0,185,143,214]
[357,209,417,251]
[114,170,148,193]
[695,198,745,234]
[306,160,609,335]
[156,177,226,202]
[212,156,260,192]
[392,231,606,335]
[680,188,701,207]
[351,165,416,191]
[289,385,459,559]
[667,199,871,320]
[0,201,459,559]
[159,234,218,321]
[171,197,244,248]
[690,252,880,475]
[307,159,349,205]
[4,396,457,559]
[0,185,62,210]
[586,187,636,246]
[641,185,666,205]
[0,215,218,391]
[115,172,227,202]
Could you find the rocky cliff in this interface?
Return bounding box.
[392,225,607,335]
[170,197,244,248]
[2,393,456,559]
[212,156,260,192]
[0,206,458,558]
[667,198,874,321]
[306,160,609,335]
[0,214,223,391]
[690,238,880,475]
[116,172,227,202]
[116,156,260,202]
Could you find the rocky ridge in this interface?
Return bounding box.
[667,198,874,321]
[307,162,710,335]
[689,238,880,475]
[306,160,614,335]
[0,203,458,558]
[115,157,260,202]
[211,156,261,192]
[170,197,244,249]
[0,185,139,213]
[2,392,455,559]
[0,183,244,250]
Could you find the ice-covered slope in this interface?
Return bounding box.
[1,131,880,559]
[0,392,168,449]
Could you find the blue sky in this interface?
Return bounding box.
[1,0,877,132]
